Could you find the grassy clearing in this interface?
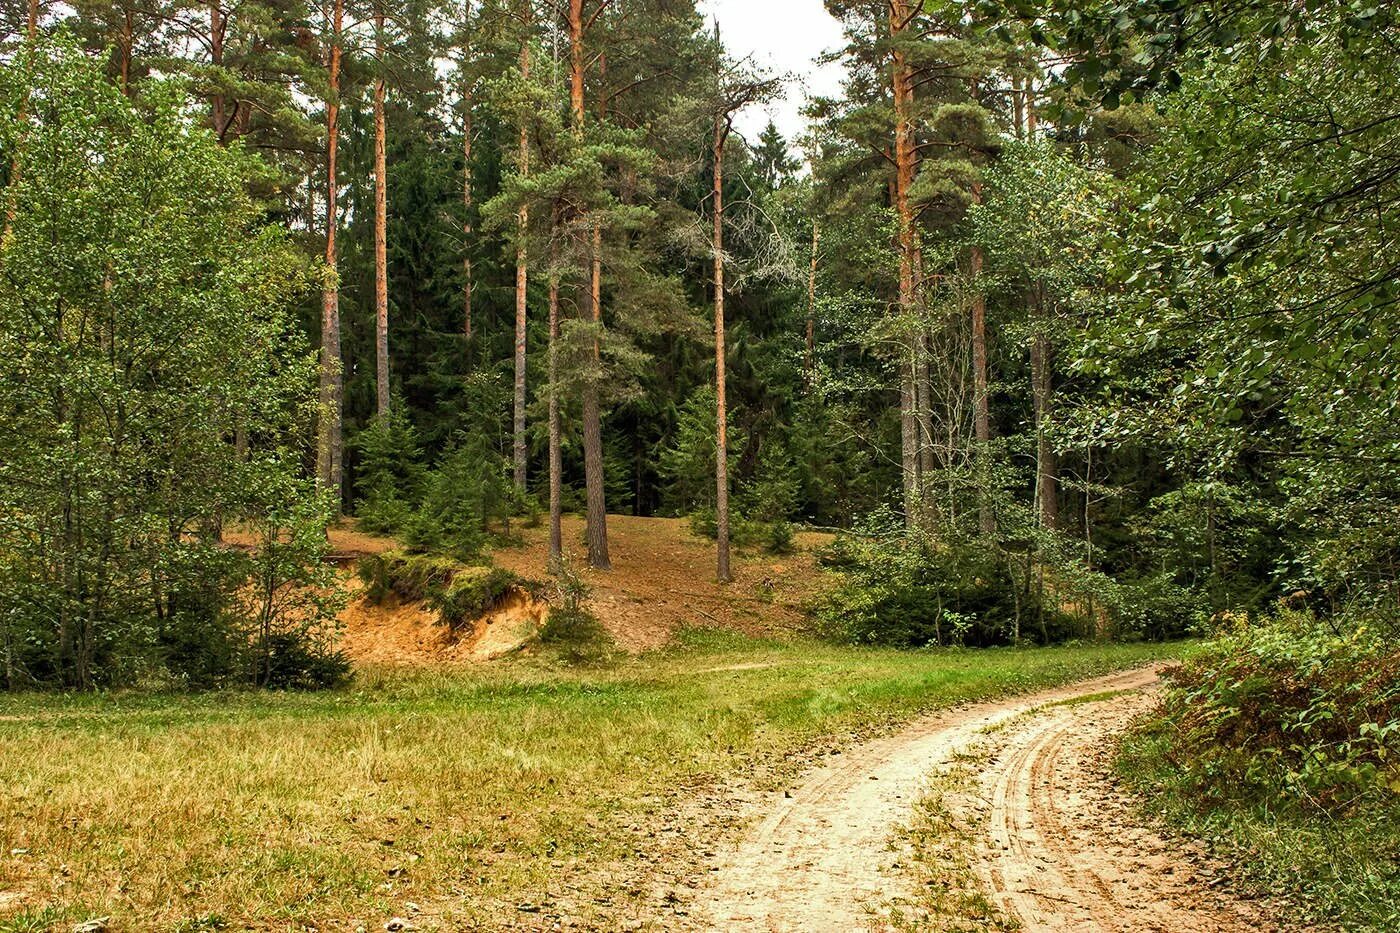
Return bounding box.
[1,635,1178,931]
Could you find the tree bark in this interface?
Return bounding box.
[317,0,344,510]
[1031,288,1057,531]
[513,37,531,492]
[713,112,731,584]
[970,182,993,535]
[373,5,390,419]
[804,220,818,384]
[889,0,920,527]
[569,0,610,569]
[462,87,473,341]
[548,208,563,568]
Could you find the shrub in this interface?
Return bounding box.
[429,567,525,628]
[1148,610,1400,810]
[764,520,795,555]
[539,554,615,664]
[811,532,1080,647]
[405,433,512,560]
[255,631,351,690]
[1121,609,1400,929]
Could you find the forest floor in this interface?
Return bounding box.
[321,514,833,664]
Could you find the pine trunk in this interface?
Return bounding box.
[970,185,993,534]
[804,221,818,383]
[570,0,610,569]
[373,7,390,419]
[889,0,920,527]
[713,114,731,584]
[1031,289,1057,531]
[462,89,473,341]
[316,0,344,510]
[513,39,531,492]
[548,209,563,567]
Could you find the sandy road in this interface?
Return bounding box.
[688,664,1287,932]
[969,687,1285,932]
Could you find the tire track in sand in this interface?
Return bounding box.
[688,666,1170,932]
[970,686,1288,932]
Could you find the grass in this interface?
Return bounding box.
[0,634,1179,932]
[880,746,1016,933]
[1119,724,1400,931]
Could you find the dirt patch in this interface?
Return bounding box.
[335,577,547,667]
[490,515,834,652]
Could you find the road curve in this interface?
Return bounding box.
[688,665,1170,931]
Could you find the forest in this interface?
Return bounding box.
[1,0,1397,930]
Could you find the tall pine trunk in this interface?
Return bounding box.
[970,184,993,535]
[462,87,473,341]
[513,37,531,492]
[316,0,344,511]
[373,6,390,418]
[1031,286,1057,530]
[548,208,563,567]
[889,0,920,527]
[713,112,731,584]
[570,0,610,569]
[805,220,818,383]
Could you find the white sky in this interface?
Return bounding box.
[696,0,848,154]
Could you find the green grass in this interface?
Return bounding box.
[1119,724,1400,932]
[1,634,1179,931]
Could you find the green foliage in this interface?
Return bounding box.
[430,567,526,629]
[813,524,1081,648]
[351,407,424,536]
[1121,609,1400,929]
[238,481,349,690]
[1148,611,1400,810]
[0,40,324,690]
[659,386,744,515]
[539,554,615,665]
[404,432,513,561]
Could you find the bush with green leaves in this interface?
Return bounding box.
[0,40,326,690]
[1121,609,1400,929]
[1145,610,1400,809]
[813,522,1083,648]
[538,554,615,665]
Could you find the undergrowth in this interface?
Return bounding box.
[356,550,528,628]
[1119,609,1400,930]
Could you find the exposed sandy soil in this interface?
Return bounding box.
[682,665,1292,933]
[335,580,548,666]
[490,514,834,652]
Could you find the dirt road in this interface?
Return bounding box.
[689,664,1285,932]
